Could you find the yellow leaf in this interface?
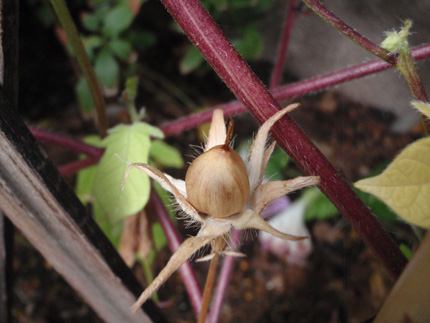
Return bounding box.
[354,138,430,228]
[411,101,430,119]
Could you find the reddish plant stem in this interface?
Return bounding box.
[150,191,202,318]
[303,0,429,132]
[159,0,407,278]
[269,0,297,89]
[30,44,430,160]
[58,157,99,176]
[29,127,103,158]
[302,0,394,64]
[160,44,430,137]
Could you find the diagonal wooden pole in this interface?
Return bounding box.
[0,0,19,321]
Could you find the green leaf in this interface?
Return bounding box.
[355,138,430,228]
[354,188,398,222]
[180,46,205,74]
[83,36,104,50]
[75,135,102,203]
[127,29,156,51]
[232,28,262,60]
[411,101,430,119]
[93,201,123,248]
[399,243,413,261]
[264,148,290,181]
[93,122,162,222]
[95,49,120,89]
[82,13,101,32]
[132,122,164,139]
[83,36,104,60]
[303,187,338,221]
[109,39,133,61]
[75,77,95,113]
[103,5,134,37]
[152,222,167,251]
[125,76,139,103]
[153,182,177,221]
[150,140,184,168]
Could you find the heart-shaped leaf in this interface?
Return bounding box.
[355,138,430,228]
[94,122,163,222]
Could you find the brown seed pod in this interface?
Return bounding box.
[185,145,250,218]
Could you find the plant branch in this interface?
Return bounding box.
[198,238,225,323]
[301,0,395,64]
[29,127,104,158]
[160,43,430,137]
[58,158,99,176]
[150,191,202,318]
[50,0,108,138]
[198,255,219,323]
[159,0,407,279]
[207,230,241,323]
[387,21,430,133]
[270,0,298,89]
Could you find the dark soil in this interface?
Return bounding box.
[11,1,421,322]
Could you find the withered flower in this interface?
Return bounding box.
[122,103,320,312]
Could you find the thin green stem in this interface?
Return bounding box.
[128,103,140,123]
[394,26,430,134]
[50,0,108,138]
[124,76,140,123]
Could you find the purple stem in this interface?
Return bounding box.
[58,157,99,176]
[269,0,297,89]
[159,0,407,279]
[302,0,394,64]
[207,230,241,323]
[160,44,430,137]
[29,44,430,156]
[150,191,202,318]
[29,127,103,158]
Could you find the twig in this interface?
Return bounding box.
[160,44,430,137]
[269,0,298,89]
[159,0,407,279]
[301,0,394,64]
[29,127,104,158]
[58,157,99,176]
[50,0,108,138]
[198,238,225,323]
[150,191,202,318]
[207,230,241,323]
[29,42,430,152]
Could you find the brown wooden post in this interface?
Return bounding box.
[0,91,167,321]
[0,0,19,321]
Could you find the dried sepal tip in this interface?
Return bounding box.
[131,235,217,313]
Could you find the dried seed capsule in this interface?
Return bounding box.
[185,145,250,218]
